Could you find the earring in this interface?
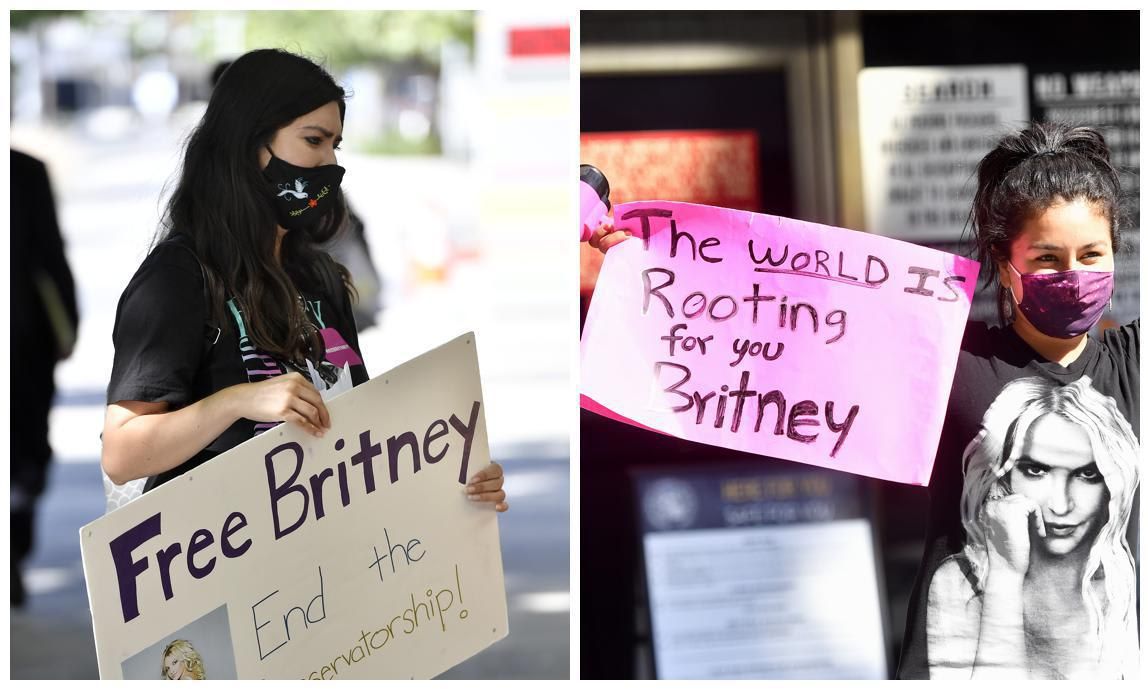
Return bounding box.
[1002,287,1015,321]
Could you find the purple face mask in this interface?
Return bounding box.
[1008,263,1114,338]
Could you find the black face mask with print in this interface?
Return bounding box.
[262,147,346,234]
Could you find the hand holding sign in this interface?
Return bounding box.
[581,201,979,485]
[239,371,333,438]
[588,217,631,253]
[467,462,508,512]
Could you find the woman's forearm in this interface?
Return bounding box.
[103,372,332,484]
[101,387,245,485]
[971,563,1028,678]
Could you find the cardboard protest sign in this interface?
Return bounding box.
[581,202,980,485]
[81,333,507,679]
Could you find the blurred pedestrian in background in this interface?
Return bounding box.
[10,149,80,607]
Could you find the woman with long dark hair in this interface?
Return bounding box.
[101,49,506,509]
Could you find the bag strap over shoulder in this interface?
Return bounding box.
[165,237,221,352]
[321,251,361,331]
[316,251,345,302]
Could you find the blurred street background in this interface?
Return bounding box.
[9,9,571,679]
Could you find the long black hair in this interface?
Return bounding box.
[161,48,351,364]
[969,122,1123,326]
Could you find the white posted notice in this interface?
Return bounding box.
[644,521,887,679]
[858,65,1028,241]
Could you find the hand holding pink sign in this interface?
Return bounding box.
[580,201,980,485]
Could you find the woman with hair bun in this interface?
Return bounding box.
[100,49,507,509]
[897,121,1139,678]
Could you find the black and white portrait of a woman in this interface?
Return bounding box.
[926,375,1139,679]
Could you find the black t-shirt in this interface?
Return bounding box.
[107,235,370,491]
[898,319,1140,679]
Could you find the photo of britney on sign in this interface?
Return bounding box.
[120,605,237,680]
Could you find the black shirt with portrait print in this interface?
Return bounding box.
[106,234,370,492]
[897,318,1139,678]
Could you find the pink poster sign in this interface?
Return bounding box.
[580,201,980,485]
